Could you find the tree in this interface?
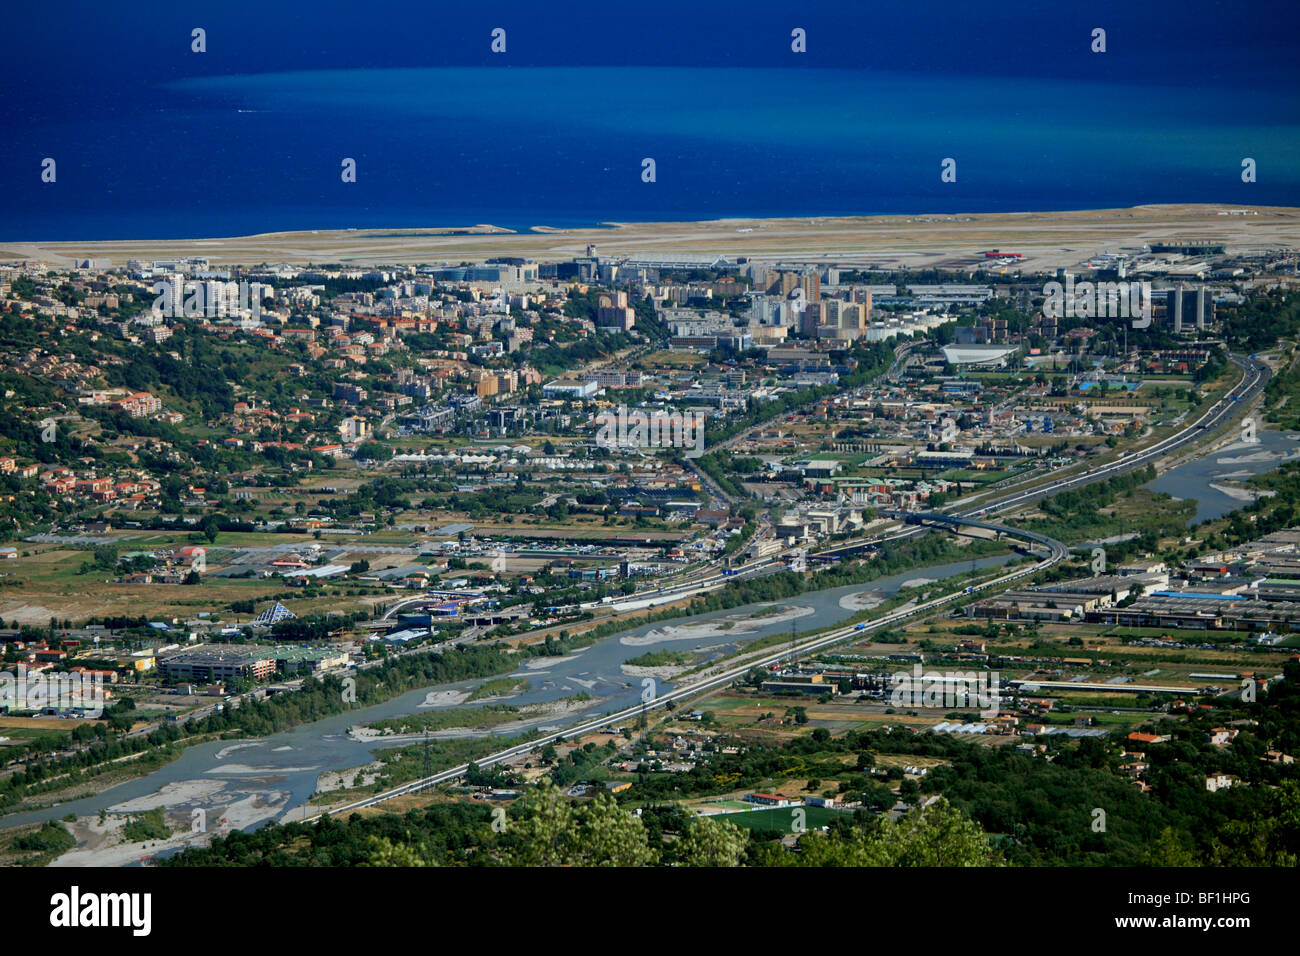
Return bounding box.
[674,815,748,867]
[572,794,658,867]
[356,441,393,462]
[500,780,657,867]
[1142,826,1199,866]
[767,826,893,867]
[762,798,995,867]
[889,798,996,866]
[501,779,575,866]
[363,835,437,867]
[859,781,895,811]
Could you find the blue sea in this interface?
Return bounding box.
[1,0,1298,241]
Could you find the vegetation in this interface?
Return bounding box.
[624,650,694,668]
[165,779,988,867]
[467,678,531,701]
[121,808,172,843]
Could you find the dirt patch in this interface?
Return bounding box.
[50,790,289,866]
[316,762,383,794]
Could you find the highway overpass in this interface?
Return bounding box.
[305,511,1066,821]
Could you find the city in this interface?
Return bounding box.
[1,212,1298,878]
[1,0,1297,938]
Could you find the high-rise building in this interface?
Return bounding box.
[1160,285,1213,332]
[596,291,635,330]
[474,370,499,398]
[800,270,821,303]
[817,298,867,339]
[772,270,820,303]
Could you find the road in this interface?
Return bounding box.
[304,354,1269,818]
[684,456,735,510]
[817,353,1270,559]
[305,511,1065,820]
[962,353,1269,514]
[116,354,1262,797]
[689,339,927,510]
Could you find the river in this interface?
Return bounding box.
[1145,428,1300,524]
[1,553,1015,840]
[10,428,1297,859]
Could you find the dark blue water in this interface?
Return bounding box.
[1,1,1298,240]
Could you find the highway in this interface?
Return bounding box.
[818,353,1270,559]
[955,353,1269,517]
[305,354,1267,819]
[305,512,1066,821]
[694,338,925,507]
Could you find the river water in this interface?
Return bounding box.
[1145,429,1300,524]
[9,430,1297,856]
[1,553,1015,837]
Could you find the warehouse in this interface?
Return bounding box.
[158,646,276,683]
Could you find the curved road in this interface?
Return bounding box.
[308,353,1268,818]
[819,353,1270,559]
[306,512,1066,820]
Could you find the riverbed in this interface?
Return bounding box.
[0,551,1015,846]
[1145,429,1300,524]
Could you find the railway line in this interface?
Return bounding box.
[306,354,1268,819]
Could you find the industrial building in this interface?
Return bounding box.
[158,646,276,683]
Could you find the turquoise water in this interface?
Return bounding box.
[3,65,1297,240]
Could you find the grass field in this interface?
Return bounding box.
[0,543,394,623]
[705,799,753,811]
[640,351,706,368]
[711,804,843,833]
[0,726,71,744]
[699,692,968,738]
[939,468,1019,483]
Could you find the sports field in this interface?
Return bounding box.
[711,804,844,833]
